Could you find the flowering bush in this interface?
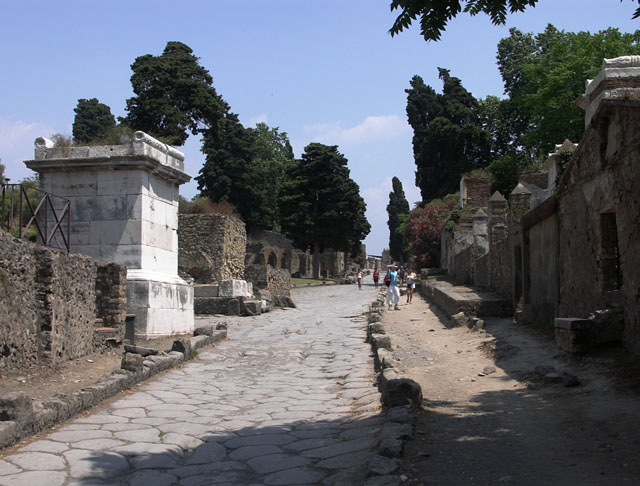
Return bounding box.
[402,194,458,269]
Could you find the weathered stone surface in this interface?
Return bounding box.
[171,338,192,360]
[380,370,423,408]
[0,392,34,424]
[121,353,144,372]
[193,325,214,337]
[123,345,158,357]
[378,438,403,458]
[368,455,399,476]
[450,311,469,327]
[380,422,413,442]
[243,300,262,316]
[227,299,241,316]
[386,406,415,424]
[178,214,246,284]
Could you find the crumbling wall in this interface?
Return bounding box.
[0,232,40,370]
[0,230,127,372]
[556,125,613,319]
[245,264,291,298]
[95,263,127,330]
[610,106,640,354]
[178,214,246,283]
[556,104,640,353]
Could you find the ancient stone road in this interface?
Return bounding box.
[0,282,382,486]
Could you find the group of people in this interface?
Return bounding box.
[364,264,416,310]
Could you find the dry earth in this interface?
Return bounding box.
[0,335,186,401]
[382,290,640,485]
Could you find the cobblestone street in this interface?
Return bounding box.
[0,282,382,486]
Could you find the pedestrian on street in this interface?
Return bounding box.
[373,268,380,288]
[386,264,400,310]
[406,267,417,303]
[356,269,363,290]
[398,266,405,285]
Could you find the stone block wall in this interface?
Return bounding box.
[556,103,640,353]
[178,214,246,283]
[95,263,127,330]
[245,264,291,297]
[0,232,40,371]
[0,231,127,372]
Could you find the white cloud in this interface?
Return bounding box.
[304,114,410,147]
[0,119,57,181]
[247,113,268,127]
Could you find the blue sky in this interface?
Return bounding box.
[1,0,638,255]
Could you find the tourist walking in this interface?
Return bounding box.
[386,265,400,310]
[356,269,363,290]
[373,268,380,288]
[406,267,417,303]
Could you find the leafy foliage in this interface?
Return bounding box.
[72,98,116,144]
[121,41,227,146]
[496,25,640,158]
[387,177,410,262]
[402,194,458,268]
[389,0,640,41]
[197,116,294,231]
[279,143,370,276]
[406,69,492,202]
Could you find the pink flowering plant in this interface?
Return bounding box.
[402,194,458,269]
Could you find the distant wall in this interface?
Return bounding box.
[245,264,291,297]
[178,214,246,283]
[0,231,127,372]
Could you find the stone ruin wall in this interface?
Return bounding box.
[244,264,291,298]
[0,231,127,372]
[556,104,640,353]
[178,214,246,283]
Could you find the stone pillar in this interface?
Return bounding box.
[460,175,491,209]
[510,183,532,221]
[25,131,194,338]
[471,208,489,287]
[488,191,510,297]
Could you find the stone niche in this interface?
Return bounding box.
[25,131,194,338]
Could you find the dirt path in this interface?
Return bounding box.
[382,291,640,485]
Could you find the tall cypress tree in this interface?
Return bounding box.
[406,69,492,201]
[387,177,410,263]
[280,143,370,278]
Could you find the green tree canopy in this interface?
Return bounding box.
[387,177,410,263]
[72,98,116,144]
[496,25,640,158]
[121,41,227,146]
[196,115,295,231]
[406,69,492,201]
[389,0,640,42]
[279,143,370,278]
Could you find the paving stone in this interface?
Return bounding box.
[72,438,126,450]
[247,453,312,474]
[264,466,327,485]
[0,460,20,476]
[0,471,66,486]
[184,441,228,464]
[127,470,178,486]
[64,449,129,479]
[17,440,69,453]
[229,445,283,461]
[161,432,203,450]
[130,453,180,471]
[48,429,112,443]
[114,428,160,442]
[301,436,377,459]
[224,433,297,448]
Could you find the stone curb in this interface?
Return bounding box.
[363,293,422,485]
[0,326,227,450]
